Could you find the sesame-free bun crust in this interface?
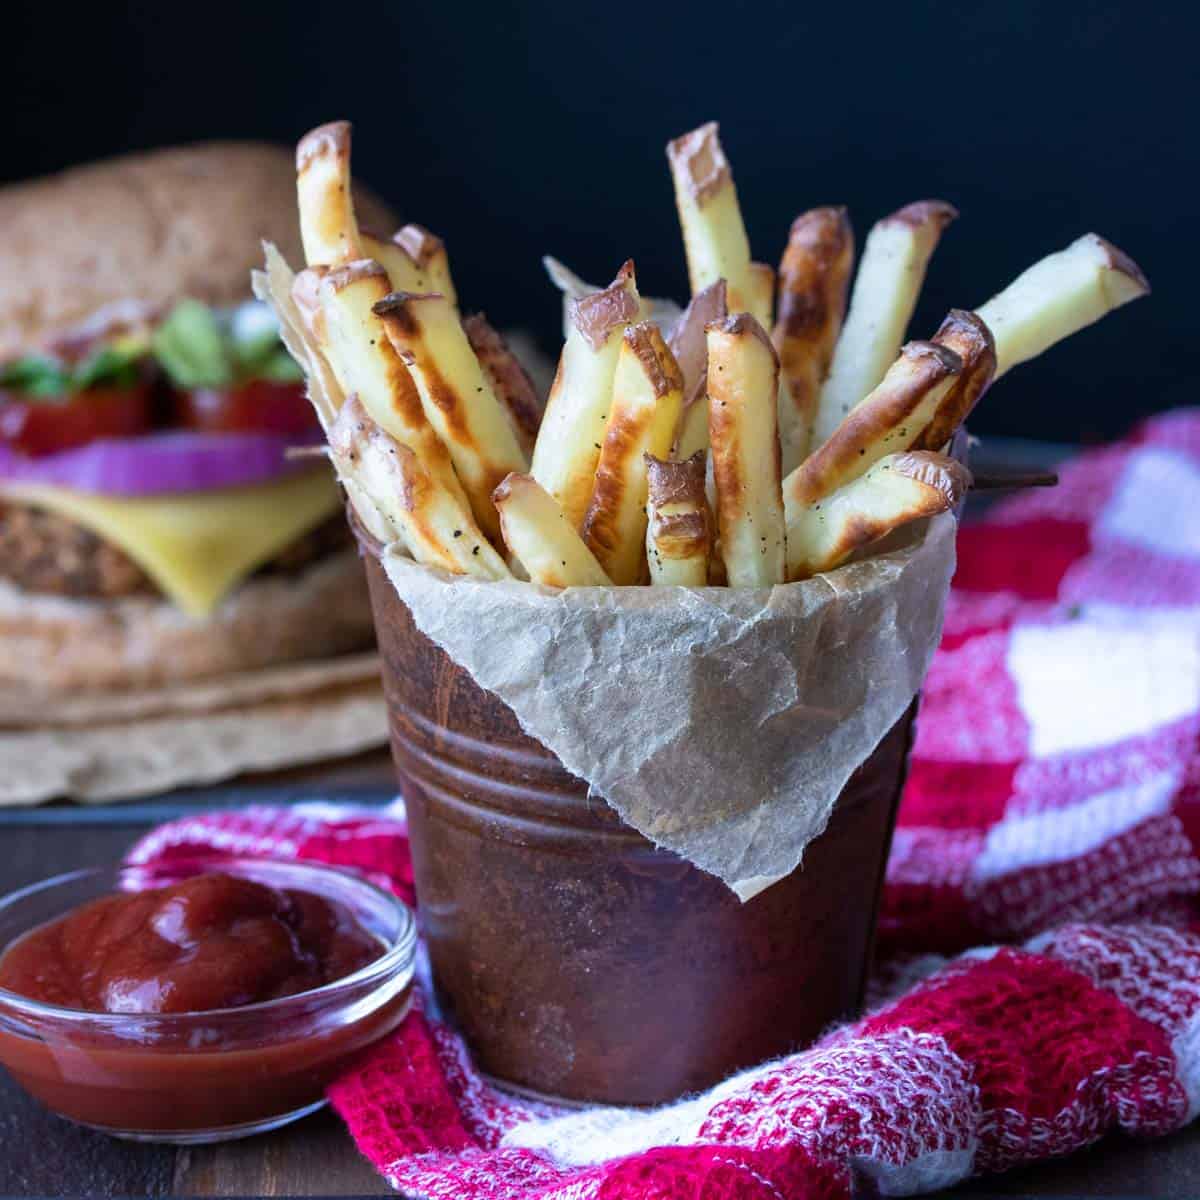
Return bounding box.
[0,142,394,358]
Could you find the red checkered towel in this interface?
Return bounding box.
[130,411,1200,1198]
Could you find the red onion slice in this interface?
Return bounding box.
[0,430,324,496]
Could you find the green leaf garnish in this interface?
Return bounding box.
[255,349,305,383]
[0,356,71,398]
[2,302,295,402]
[151,299,234,388]
[73,342,145,389]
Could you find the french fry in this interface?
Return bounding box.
[811,200,957,449]
[773,207,855,474]
[374,291,528,543]
[317,261,467,508]
[542,255,680,339]
[530,261,641,528]
[706,314,786,587]
[668,280,727,460]
[296,121,363,267]
[667,122,758,316]
[462,313,542,458]
[914,309,996,451]
[362,225,458,307]
[745,262,775,330]
[785,340,962,513]
[493,473,612,587]
[674,403,711,465]
[786,451,971,581]
[975,233,1150,379]
[581,323,684,583]
[645,451,712,586]
[328,396,509,579]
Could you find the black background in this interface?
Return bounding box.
[4,1,1192,442]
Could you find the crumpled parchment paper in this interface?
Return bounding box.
[383,518,954,900]
[259,242,957,900]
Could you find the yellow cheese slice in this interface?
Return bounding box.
[1,469,343,618]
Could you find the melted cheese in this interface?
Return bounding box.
[1,469,342,618]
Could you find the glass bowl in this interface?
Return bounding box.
[0,856,416,1144]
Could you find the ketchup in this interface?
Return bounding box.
[0,871,413,1138]
[0,873,381,1014]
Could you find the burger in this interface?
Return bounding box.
[0,143,394,693]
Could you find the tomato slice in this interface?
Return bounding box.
[176,381,318,436]
[0,385,154,458]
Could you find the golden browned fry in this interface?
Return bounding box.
[462,313,542,458]
[668,279,727,460]
[914,309,996,451]
[786,451,971,580]
[667,122,758,316]
[581,323,685,583]
[785,340,962,513]
[374,291,528,543]
[328,395,509,579]
[645,451,712,586]
[530,261,641,529]
[493,473,612,587]
[296,121,363,267]
[362,225,458,307]
[773,207,855,474]
[317,261,467,508]
[812,200,958,448]
[706,313,786,587]
[975,233,1149,378]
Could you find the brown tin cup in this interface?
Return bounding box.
[352,519,918,1107]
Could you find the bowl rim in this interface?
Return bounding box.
[0,855,417,1027]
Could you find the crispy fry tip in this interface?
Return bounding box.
[569,265,640,350]
[296,120,351,172]
[901,339,963,375]
[789,205,852,243]
[1086,233,1151,294]
[624,322,684,398]
[883,199,959,231]
[491,472,525,505]
[645,450,707,505]
[666,122,729,202]
[707,312,778,361]
[888,451,973,504]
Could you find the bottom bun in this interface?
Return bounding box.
[0,549,376,693]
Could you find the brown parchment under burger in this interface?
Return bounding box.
[260,243,958,901]
[0,651,380,727]
[0,673,387,805]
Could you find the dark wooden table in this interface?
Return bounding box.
[3,442,1199,1197]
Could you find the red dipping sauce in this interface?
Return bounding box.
[0,874,381,1014]
[0,861,415,1142]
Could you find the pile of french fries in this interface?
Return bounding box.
[289,119,1149,588]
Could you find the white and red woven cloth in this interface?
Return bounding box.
[130,410,1200,1199]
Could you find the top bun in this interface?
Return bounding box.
[0,141,395,358]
